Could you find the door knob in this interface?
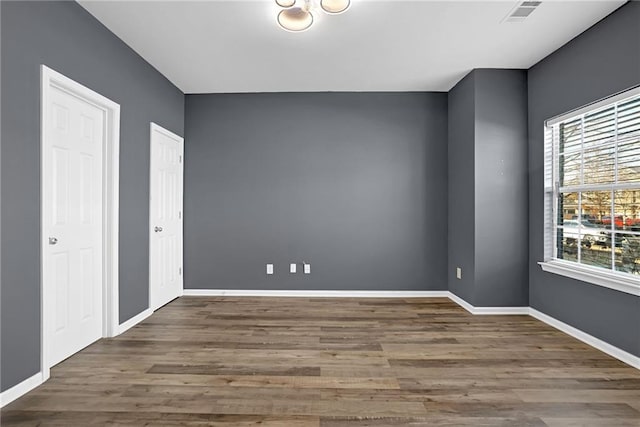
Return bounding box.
[154,226,163,232]
[48,237,58,245]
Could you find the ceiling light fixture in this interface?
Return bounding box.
[277,6,314,32]
[320,0,350,15]
[275,0,350,32]
[275,0,296,8]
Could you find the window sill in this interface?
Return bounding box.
[539,260,640,297]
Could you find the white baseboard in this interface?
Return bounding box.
[0,372,43,408]
[117,308,153,335]
[529,308,640,370]
[182,289,451,298]
[447,292,475,313]
[472,306,531,315]
[447,292,530,315]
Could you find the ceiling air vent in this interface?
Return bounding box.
[502,1,542,23]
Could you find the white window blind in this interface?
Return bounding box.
[543,86,640,283]
[543,125,557,262]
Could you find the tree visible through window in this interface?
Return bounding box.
[544,90,640,277]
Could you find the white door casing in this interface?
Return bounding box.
[149,123,184,311]
[41,65,120,380]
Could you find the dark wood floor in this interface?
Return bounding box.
[2,297,640,426]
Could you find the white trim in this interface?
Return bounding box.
[546,85,640,126]
[539,261,640,296]
[105,106,120,339]
[447,291,474,313]
[472,306,531,315]
[150,122,183,145]
[530,308,640,370]
[40,65,120,382]
[182,289,451,298]
[117,308,153,335]
[558,182,640,193]
[447,292,530,315]
[148,122,184,312]
[0,373,43,408]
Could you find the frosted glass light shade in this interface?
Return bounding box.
[277,7,314,32]
[320,0,350,14]
[275,0,296,8]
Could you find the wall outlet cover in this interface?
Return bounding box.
[304,263,311,274]
[456,267,462,279]
[290,263,296,273]
[266,264,274,275]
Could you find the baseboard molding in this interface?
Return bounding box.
[117,308,153,335]
[529,308,640,370]
[447,292,475,313]
[183,289,451,298]
[472,306,531,315]
[447,292,530,315]
[0,372,43,408]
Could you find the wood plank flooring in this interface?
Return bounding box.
[2,297,639,426]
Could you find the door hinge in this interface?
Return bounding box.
[179,267,182,275]
[179,155,182,163]
[178,211,182,219]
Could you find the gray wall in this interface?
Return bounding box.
[184,93,448,291]
[474,69,528,307]
[528,1,640,356]
[1,1,184,391]
[447,73,476,302]
[448,69,529,307]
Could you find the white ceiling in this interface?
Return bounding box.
[78,0,625,93]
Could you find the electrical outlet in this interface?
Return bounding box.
[456,267,462,280]
[304,263,311,274]
[266,264,274,275]
[290,263,297,273]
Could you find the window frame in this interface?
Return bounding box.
[539,86,640,297]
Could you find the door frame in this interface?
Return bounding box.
[148,122,184,311]
[40,65,121,381]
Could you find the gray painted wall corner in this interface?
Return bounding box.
[447,72,476,304]
[448,69,529,308]
[473,69,529,307]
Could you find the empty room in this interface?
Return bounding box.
[1,0,639,425]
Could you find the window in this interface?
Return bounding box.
[541,87,640,296]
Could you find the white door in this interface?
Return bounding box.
[149,123,184,311]
[43,85,104,366]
